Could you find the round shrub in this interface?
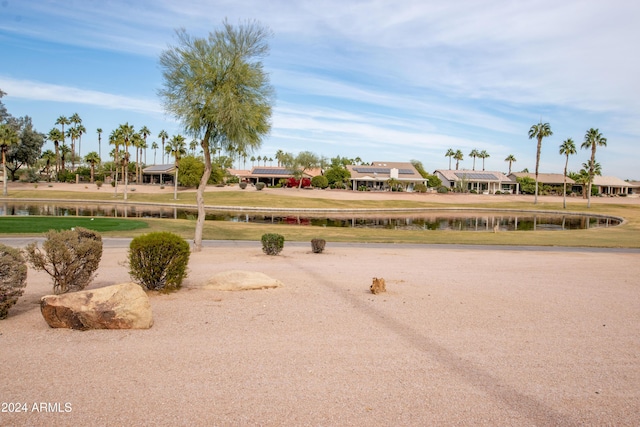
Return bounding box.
[25,227,103,295]
[437,186,449,193]
[255,182,265,191]
[0,244,28,319]
[239,182,247,189]
[261,233,284,256]
[311,238,326,254]
[311,175,329,189]
[414,183,427,193]
[128,232,190,292]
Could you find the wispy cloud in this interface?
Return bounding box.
[0,76,162,114]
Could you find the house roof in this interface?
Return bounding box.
[143,164,175,174]
[509,172,574,185]
[247,166,321,178]
[347,162,424,181]
[436,169,511,182]
[592,175,633,187]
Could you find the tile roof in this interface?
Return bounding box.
[436,169,510,182]
[347,162,424,181]
[509,172,574,185]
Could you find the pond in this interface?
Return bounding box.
[0,202,622,231]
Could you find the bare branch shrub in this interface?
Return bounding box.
[0,244,28,319]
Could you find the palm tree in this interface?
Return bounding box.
[59,144,71,173]
[69,113,82,161]
[47,128,63,176]
[275,149,284,167]
[55,115,69,150]
[166,134,186,200]
[528,121,553,205]
[559,138,576,209]
[132,132,144,183]
[158,130,168,164]
[269,157,273,166]
[251,155,256,167]
[504,154,516,175]
[257,155,262,166]
[445,148,455,170]
[76,123,86,161]
[151,141,159,164]
[581,128,607,208]
[139,126,151,164]
[453,150,464,170]
[109,129,122,195]
[84,151,101,183]
[469,149,479,170]
[97,128,103,160]
[479,150,490,171]
[117,123,135,200]
[65,126,80,171]
[0,124,19,196]
[40,149,57,181]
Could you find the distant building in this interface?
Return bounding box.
[592,176,634,195]
[436,169,514,194]
[142,164,175,184]
[346,162,426,191]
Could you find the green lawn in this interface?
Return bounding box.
[2,189,639,248]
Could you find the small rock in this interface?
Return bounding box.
[370,277,386,295]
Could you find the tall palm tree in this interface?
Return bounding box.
[139,126,151,166]
[65,126,80,171]
[504,154,516,175]
[559,138,576,209]
[47,128,63,176]
[96,128,103,160]
[469,149,479,170]
[76,123,86,161]
[479,150,490,171]
[151,141,159,165]
[109,129,122,195]
[581,128,607,208]
[269,157,273,166]
[117,123,135,200]
[166,134,186,200]
[132,132,144,183]
[0,124,19,196]
[257,155,262,166]
[445,148,455,170]
[40,149,57,181]
[55,115,69,150]
[453,150,463,170]
[275,149,284,167]
[84,151,101,183]
[251,155,256,167]
[189,139,198,156]
[158,130,169,164]
[69,113,82,161]
[528,121,553,205]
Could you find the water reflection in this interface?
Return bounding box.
[0,202,621,231]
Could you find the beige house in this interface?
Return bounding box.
[592,176,634,195]
[508,172,575,194]
[241,166,322,186]
[346,162,426,191]
[436,169,514,194]
[142,164,176,184]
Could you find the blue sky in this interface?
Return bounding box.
[1,0,639,178]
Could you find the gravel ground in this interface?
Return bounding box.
[1,242,639,426]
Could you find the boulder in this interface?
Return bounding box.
[202,270,282,291]
[370,277,386,295]
[40,282,153,330]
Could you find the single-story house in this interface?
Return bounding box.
[592,176,634,195]
[508,172,575,194]
[142,164,176,184]
[435,169,514,194]
[243,166,322,186]
[346,162,426,191]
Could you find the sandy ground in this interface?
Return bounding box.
[1,183,640,425]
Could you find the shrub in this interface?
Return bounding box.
[255,182,265,191]
[311,175,329,189]
[311,238,326,254]
[239,182,247,189]
[128,232,190,292]
[437,186,449,193]
[261,233,284,256]
[413,183,427,193]
[96,180,103,189]
[494,190,502,195]
[0,244,28,319]
[25,227,103,294]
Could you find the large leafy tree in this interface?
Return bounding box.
[4,116,45,181]
[159,20,274,251]
[528,121,553,204]
[559,138,576,209]
[581,128,607,208]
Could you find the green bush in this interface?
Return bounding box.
[414,183,427,193]
[437,186,449,193]
[239,182,247,189]
[25,227,103,294]
[311,175,329,189]
[128,232,190,292]
[261,233,284,256]
[311,238,326,254]
[255,182,265,191]
[0,244,28,319]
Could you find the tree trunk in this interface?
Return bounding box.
[534,139,541,205]
[563,156,568,209]
[194,126,214,252]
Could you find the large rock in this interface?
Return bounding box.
[40,283,153,330]
[202,270,282,291]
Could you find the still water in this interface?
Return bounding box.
[0,202,621,231]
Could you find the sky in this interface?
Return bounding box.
[1,0,639,179]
